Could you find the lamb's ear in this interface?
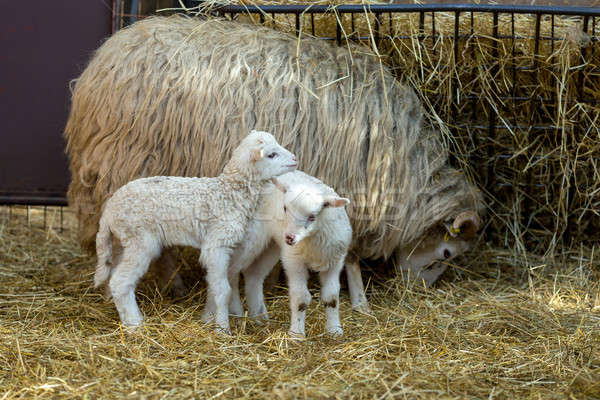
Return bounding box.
[250,148,264,162]
[323,196,350,208]
[271,178,287,193]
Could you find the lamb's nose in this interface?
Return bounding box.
[285,233,296,245]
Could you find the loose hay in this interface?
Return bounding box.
[1,209,600,398]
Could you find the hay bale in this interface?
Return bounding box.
[65,15,483,264]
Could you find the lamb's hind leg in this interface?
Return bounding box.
[201,247,232,333]
[109,239,159,327]
[243,243,280,321]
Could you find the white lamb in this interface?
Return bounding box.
[94,130,297,331]
[202,171,351,337]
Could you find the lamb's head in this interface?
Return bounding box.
[227,130,297,180]
[397,211,481,285]
[273,179,350,246]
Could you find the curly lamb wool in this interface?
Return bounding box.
[65,15,484,269]
[94,130,297,330]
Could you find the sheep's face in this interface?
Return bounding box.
[398,211,481,284]
[245,130,297,180]
[272,180,349,246]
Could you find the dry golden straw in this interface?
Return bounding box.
[1,207,599,398]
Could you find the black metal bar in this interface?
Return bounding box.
[310,12,314,35]
[453,11,460,64]
[336,16,341,45]
[487,11,499,189]
[295,12,300,36]
[431,11,436,55]
[214,4,600,17]
[449,11,460,167]
[469,11,478,170]
[0,196,68,206]
[375,12,381,47]
[524,13,543,234]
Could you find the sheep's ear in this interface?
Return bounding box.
[323,196,350,208]
[272,178,287,193]
[250,148,264,162]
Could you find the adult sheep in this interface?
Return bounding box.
[65,15,484,292]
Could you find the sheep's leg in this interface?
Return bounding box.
[201,289,216,323]
[319,259,344,337]
[283,257,310,338]
[226,240,264,317]
[201,247,232,333]
[263,263,282,293]
[103,243,123,300]
[345,254,370,312]
[109,242,157,327]
[155,248,188,298]
[244,243,280,321]
[228,267,243,317]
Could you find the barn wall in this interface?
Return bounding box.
[0,1,111,205]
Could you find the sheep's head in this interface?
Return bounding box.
[230,130,297,179]
[272,179,350,246]
[397,211,482,286]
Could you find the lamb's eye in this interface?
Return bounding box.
[267,152,278,159]
[443,249,452,259]
[283,206,287,213]
[307,214,315,222]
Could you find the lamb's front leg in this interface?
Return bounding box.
[320,259,344,337]
[283,256,311,338]
[201,247,232,333]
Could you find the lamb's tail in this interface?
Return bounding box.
[94,217,113,288]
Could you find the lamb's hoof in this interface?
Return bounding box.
[250,312,269,325]
[352,302,372,315]
[287,330,306,340]
[103,285,113,301]
[201,311,214,324]
[121,318,143,331]
[326,326,344,338]
[229,304,244,317]
[215,326,232,336]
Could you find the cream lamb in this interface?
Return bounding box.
[203,171,351,337]
[94,130,297,331]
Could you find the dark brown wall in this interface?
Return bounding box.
[0,1,111,204]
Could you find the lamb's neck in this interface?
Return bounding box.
[218,170,266,214]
